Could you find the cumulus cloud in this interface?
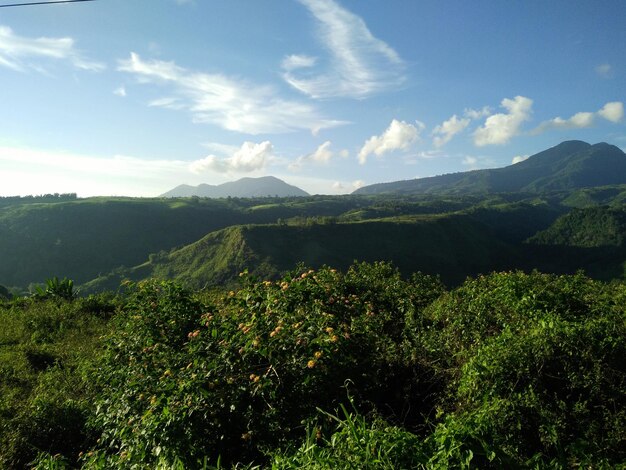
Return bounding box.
[282,0,405,98]
[189,141,273,174]
[464,106,492,119]
[432,115,471,148]
[0,25,104,73]
[473,96,533,146]
[358,119,424,164]
[598,101,624,122]
[118,52,344,135]
[289,141,334,171]
[512,155,529,164]
[532,101,624,134]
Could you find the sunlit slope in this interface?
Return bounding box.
[89,215,518,290]
[0,198,263,287]
[529,205,626,248]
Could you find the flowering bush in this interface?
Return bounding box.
[89,263,444,467]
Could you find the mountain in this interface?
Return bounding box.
[354,141,626,195]
[161,176,309,198]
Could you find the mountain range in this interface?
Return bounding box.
[2,140,626,293]
[355,141,626,195]
[161,176,309,198]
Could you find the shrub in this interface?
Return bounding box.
[423,271,626,467]
[89,263,444,467]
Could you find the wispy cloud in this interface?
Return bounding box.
[283,0,405,99]
[512,155,529,164]
[532,101,624,134]
[0,25,105,73]
[189,141,274,174]
[118,52,345,135]
[358,119,424,164]
[595,63,613,78]
[113,86,127,97]
[473,96,533,146]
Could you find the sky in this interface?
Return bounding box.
[0,0,624,197]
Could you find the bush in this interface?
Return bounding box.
[422,271,626,467]
[89,263,444,467]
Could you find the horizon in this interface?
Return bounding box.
[0,0,624,197]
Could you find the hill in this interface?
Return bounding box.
[529,205,626,248]
[161,176,309,198]
[355,141,626,195]
[83,214,525,291]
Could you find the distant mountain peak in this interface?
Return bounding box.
[161,176,309,198]
[354,140,626,196]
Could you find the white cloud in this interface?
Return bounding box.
[598,101,624,123]
[189,141,273,174]
[432,114,471,148]
[512,155,529,164]
[464,106,492,119]
[462,156,478,167]
[532,112,594,134]
[595,63,612,78]
[352,179,365,189]
[118,52,344,135]
[358,119,424,164]
[473,96,533,146]
[281,54,317,71]
[289,141,334,171]
[113,86,127,97]
[0,25,105,73]
[533,101,624,134]
[283,0,405,99]
[0,145,192,197]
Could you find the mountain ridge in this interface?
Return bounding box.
[354,141,626,195]
[161,176,309,198]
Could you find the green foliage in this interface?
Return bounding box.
[270,401,427,469]
[33,277,77,301]
[421,271,626,467]
[0,294,113,468]
[529,205,626,247]
[89,263,443,467]
[2,262,625,468]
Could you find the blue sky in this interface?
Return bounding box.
[0,0,624,196]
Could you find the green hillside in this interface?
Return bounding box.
[85,214,524,292]
[529,205,626,248]
[0,198,259,288]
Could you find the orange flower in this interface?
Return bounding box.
[307,360,316,368]
[314,351,323,359]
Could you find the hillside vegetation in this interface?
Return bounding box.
[2,264,624,468]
